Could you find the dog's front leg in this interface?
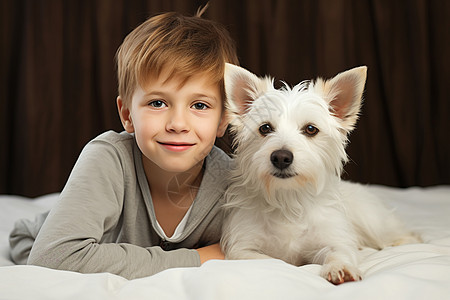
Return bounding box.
[222,233,274,260]
[223,237,274,260]
[221,208,275,261]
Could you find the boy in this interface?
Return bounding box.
[9,9,239,280]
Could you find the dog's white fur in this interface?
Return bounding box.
[220,64,421,284]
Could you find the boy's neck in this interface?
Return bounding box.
[143,158,205,206]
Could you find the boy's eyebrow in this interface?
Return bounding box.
[144,91,219,101]
[143,90,166,97]
[191,93,219,101]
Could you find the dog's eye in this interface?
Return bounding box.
[303,124,319,137]
[259,123,274,136]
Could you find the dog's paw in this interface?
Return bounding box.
[321,263,362,285]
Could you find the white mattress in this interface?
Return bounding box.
[1,185,450,300]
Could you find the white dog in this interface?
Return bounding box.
[220,64,421,284]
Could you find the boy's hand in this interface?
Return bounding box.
[196,243,224,264]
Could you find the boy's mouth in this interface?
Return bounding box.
[158,141,195,152]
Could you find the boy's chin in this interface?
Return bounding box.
[162,159,205,175]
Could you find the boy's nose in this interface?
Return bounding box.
[166,109,190,133]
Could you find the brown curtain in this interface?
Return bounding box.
[1,0,449,197]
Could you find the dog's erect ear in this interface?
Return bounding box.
[311,66,367,132]
[224,63,273,116]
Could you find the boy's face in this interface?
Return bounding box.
[118,69,228,175]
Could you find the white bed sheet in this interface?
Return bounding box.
[1,185,449,300]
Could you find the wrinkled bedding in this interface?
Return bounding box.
[1,185,449,300]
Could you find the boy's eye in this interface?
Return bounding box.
[148,100,166,108]
[192,102,209,110]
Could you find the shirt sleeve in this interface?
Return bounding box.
[9,211,49,265]
[27,139,201,279]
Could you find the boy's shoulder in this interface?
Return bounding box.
[89,130,134,150]
[94,130,134,144]
[203,146,233,188]
[85,130,136,160]
[208,145,232,165]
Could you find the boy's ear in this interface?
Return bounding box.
[224,63,273,117]
[310,66,367,132]
[117,96,134,133]
[216,111,229,138]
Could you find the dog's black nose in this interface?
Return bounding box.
[270,150,293,170]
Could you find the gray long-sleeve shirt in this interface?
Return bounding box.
[9,131,231,279]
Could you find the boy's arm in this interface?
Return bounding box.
[196,243,224,264]
[26,138,201,279]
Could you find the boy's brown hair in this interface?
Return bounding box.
[116,8,239,107]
